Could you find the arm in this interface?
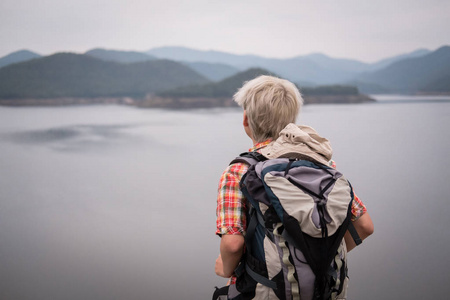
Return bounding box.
[344,212,374,252]
[215,163,248,277]
[215,234,245,278]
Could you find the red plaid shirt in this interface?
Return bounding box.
[216,140,367,236]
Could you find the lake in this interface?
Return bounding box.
[0,95,449,300]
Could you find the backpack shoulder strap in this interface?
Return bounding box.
[229,151,267,166]
[348,222,362,246]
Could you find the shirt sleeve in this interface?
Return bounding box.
[216,163,249,236]
[351,193,367,221]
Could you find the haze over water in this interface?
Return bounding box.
[0,96,449,299]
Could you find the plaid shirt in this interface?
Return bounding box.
[216,140,367,236]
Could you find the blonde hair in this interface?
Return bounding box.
[233,75,303,143]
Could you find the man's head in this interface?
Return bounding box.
[233,75,303,143]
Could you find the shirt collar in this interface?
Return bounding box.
[249,139,272,152]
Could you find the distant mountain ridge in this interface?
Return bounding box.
[357,46,450,93]
[0,53,209,99]
[146,46,432,71]
[84,48,240,82]
[147,46,363,84]
[149,68,373,108]
[301,53,370,73]
[159,67,364,98]
[0,46,438,85]
[85,48,157,63]
[158,68,275,98]
[368,48,431,71]
[184,62,240,82]
[0,45,448,100]
[147,46,263,67]
[0,50,41,68]
[146,46,435,86]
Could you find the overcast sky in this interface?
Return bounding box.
[1,0,449,62]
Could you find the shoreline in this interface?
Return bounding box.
[6,93,450,108]
[0,94,376,108]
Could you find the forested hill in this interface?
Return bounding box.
[358,45,450,93]
[144,68,373,108]
[158,68,275,98]
[1,45,448,95]
[159,68,362,98]
[0,53,209,99]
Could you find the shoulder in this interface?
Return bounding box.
[221,162,249,182]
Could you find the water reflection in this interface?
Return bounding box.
[5,124,145,151]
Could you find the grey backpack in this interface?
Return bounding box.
[215,152,361,300]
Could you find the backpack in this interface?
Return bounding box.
[215,151,361,300]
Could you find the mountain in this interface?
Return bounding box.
[185,62,240,81]
[262,57,362,85]
[344,80,392,94]
[0,53,209,99]
[147,46,360,84]
[147,46,446,88]
[301,53,370,73]
[159,67,366,98]
[85,48,239,81]
[140,68,277,108]
[153,67,373,108]
[85,48,157,63]
[1,45,446,104]
[146,46,382,85]
[158,68,274,98]
[147,46,263,67]
[357,46,450,93]
[0,50,41,68]
[369,48,431,71]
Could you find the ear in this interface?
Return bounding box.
[243,110,249,127]
[243,111,257,144]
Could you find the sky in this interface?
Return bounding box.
[1,0,449,62]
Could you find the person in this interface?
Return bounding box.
[214,75,374,290]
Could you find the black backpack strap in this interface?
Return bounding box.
[347,181,362,246]
[245,264,278,290]
[212,286,229,300]
[232,151,276,291]
[348,221,362,246]
[229,151,267,166]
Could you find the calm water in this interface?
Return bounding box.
[0,96,449,300]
